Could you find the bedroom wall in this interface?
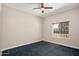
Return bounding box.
[0,4,2,51]
[1,5,42,50]
[0,4,2,55]
[43,7,79,49]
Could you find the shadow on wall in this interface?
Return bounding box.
[0,51,2,56]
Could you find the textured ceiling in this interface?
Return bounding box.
[4,3,79,18]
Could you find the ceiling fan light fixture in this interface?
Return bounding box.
[41,8,44,11]
[33,3,53,13]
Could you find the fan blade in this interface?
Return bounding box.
[33,8,41,9]
[44,7,53,9]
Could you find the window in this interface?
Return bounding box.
[52,21,69,39]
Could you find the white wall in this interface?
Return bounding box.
[0,4,2,55]
[1,5,42,50]
[43,7,79,49]
[0,4,2,51]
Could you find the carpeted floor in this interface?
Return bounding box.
[2,41,79,56]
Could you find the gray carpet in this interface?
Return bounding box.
[2,41,79,56]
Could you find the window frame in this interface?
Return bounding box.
[52,21,70,39]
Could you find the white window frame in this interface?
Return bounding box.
[52,21,70,39]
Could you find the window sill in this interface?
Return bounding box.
[53,37,70,40]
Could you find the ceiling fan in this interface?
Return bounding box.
[33,3,53,13]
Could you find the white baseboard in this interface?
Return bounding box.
[1,40,42,51]
[1,39,79,52]
[45,39,79,50]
